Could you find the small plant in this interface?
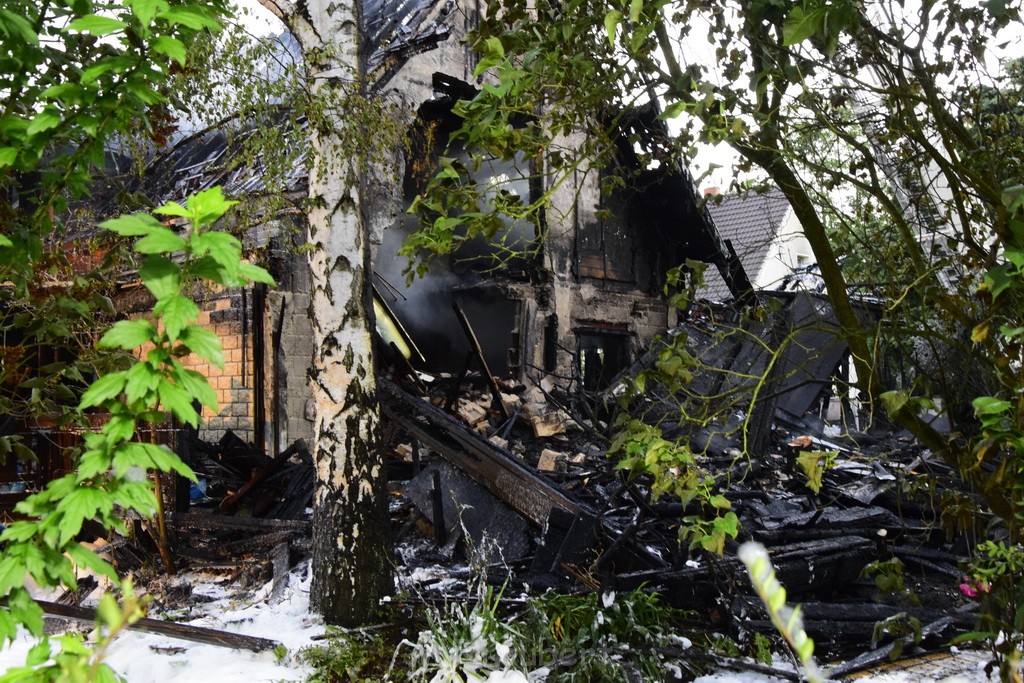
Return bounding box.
[301,630,397,683]
[794,450,837,495]
[871,612,922,661]
[0,579,146,682]
[522,589,702,682]
[955,540,1024,679]
[752,632,774,665]
[395,583,704,682]
[401,582,524,682]
[861,557,918,604]
[608,419,739,554]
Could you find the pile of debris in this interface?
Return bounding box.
[379,300,982,675]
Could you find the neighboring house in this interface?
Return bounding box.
[700,188,815,301]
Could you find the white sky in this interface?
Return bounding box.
[228,0,1023,192]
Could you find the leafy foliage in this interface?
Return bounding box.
[395,582,703,682]
[0,188,273,677]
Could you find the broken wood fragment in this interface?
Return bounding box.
[452,303,509,421]
[270,541,290,603]
[168,512,310,534]
[380,378,584,528]
[431,469,448,547]
[37,600,279,652]
[218,439,310,514]
[217,529,296,556]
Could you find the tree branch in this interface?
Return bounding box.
[255,0,294,22]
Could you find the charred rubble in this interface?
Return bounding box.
[378,290,981,675]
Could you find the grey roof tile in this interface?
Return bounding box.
[702,188,792,300]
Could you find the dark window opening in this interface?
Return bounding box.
[577,329,631,391]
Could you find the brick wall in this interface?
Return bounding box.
[186,288,256,444]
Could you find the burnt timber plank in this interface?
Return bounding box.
[167,512,310,534]
[379,378,585,527]
[37,600,278,652]
[613,535,873,594]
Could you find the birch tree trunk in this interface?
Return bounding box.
[261,0,392,626]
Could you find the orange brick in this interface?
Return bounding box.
[222,335,239,351]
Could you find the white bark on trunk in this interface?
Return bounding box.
[281,0,392,626]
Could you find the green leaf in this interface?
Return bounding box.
[96,593,121,628]
[187,255,229,284]
[134,227,186,254]
[100,212,165,237]
[154,294,199,340]
[604,10,623,47]
[973,396,1011,416]
[139,255,181,300]
[154,200,189,218]
[796,451,827,494]
[238,262,276,285]
[104,413,136,444]
[179,326,223,367]
[81,56,130,85]
[879,390,909,416]
[65,544,118,582]
[782,6,822,46]
[717,511,740,536]
[26,640,50,667]
[139,442,196,480]
[66,15,127,36]
[129,0,165,26]
[474,37,506,76]
[1003,185,1024,213]
[124,361,161,403]
[26,111,61,136]
[157,7,221,31]
[0,556,27,594]
[176,368,218,412]
[58,487,115,545]
[187,186,238,226]
[98,319,157,350]
[190,232,241,277]
[629,0,643,23]
[157,379,199,426]
[0,9,39,45]
[152,36,187,66]
[80,371,128,409]
[709,494,731,510]
[982,263,1015,301]
[0,147,17,169]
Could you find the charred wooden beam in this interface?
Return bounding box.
[379,378,584,528]
[828,617,955,678]
[37,600,279,652]
[270,541,291,603]
[219,439,310,514]
[613,535,874,598]
[168,512,310,535]
[217,529,297,556]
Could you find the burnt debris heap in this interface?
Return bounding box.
[377,288,978,675]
